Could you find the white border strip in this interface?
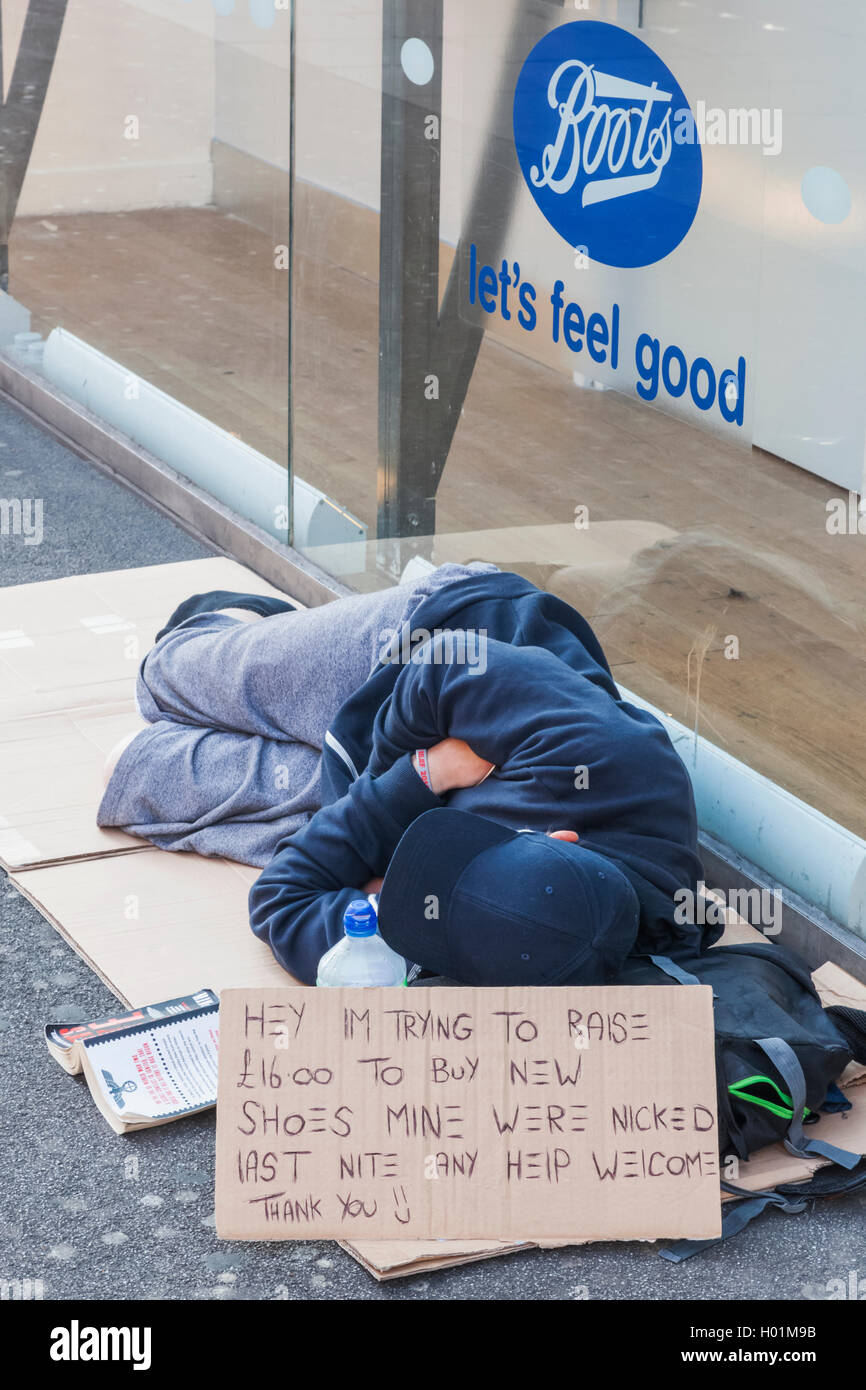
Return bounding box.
[42,328,289,543]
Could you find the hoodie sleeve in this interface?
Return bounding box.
[368,633,699,854]
[368,635,573,775]
[248,753,440,982]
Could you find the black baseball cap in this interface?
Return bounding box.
[377,808,640,986]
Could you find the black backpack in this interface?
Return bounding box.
[614,940,866,1259]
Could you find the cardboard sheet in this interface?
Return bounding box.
[0,557,290,869]
[215,984,721,1243]
[13,821,866,1273]
[4,560,866,1278]
[338,1237,531,1280]
[0,706,142,868]
[0,556,290,721]
[10,849,292,1004]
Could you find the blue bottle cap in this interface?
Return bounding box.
[343,899,377,938]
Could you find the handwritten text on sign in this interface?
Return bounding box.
[215,986,720,1242]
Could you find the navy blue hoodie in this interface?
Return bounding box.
[248,570,708,981]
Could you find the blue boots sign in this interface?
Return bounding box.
[513,20,702,268]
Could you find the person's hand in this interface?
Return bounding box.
[415,738,495,795]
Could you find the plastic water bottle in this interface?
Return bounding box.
[316,899,406,987]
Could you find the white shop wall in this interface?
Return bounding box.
[13,0,291,216]
[643,0,866,491]
[13,0,216,215]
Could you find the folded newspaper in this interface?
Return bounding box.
[45,990,219,1134]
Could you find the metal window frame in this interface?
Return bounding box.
[699,832,866,980]
[376,0,566,577]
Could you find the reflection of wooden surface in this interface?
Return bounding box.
[304,519,677,581]
[11,192,866,840]
[11,208,289,469]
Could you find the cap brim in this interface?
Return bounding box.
[377,808,515,976]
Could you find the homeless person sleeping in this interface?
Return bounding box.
[97,562,719,986]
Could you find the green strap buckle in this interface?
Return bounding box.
[728,1072,811,1122]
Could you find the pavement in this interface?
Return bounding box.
[0,395,864,1301]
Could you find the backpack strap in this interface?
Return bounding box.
[777,1155,866,1198]
[648,954,701,986]
[660,1187,807,1263]
[755,1037,861,1170]
[646,967,862,1172]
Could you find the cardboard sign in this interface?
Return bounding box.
[215,985,721,1242]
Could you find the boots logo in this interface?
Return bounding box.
[513,21,702,268]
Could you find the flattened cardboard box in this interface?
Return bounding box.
[0,557,291,869]
[4,563,864,1274]
[0,706,143,868]
[338,1237,531,1280]
[0,556,288,721]
[15,837,866,1277]
[10,850,292,1005]
[215,985,721,1243]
